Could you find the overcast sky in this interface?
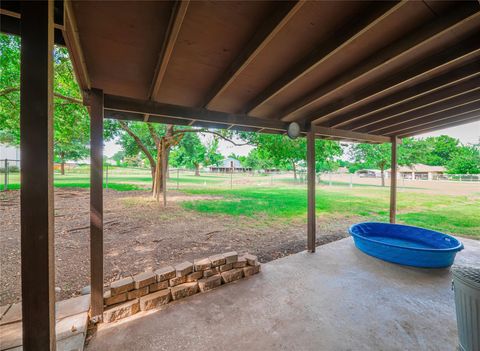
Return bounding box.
[103,120,479,158]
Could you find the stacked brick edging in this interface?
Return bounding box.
[103,251,261,323]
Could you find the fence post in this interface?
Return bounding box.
[230,167,233,189]
[3,159,8,191]
[349,173,353,188]
[105,163,109,190]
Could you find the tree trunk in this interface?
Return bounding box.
[150,166,156,191]
[292,161,297,180]
[118,121,157,193]
[381,167,385,187]
[152,143,163,200]
[60,152,65,175]
[165,149,170,179]
[194,163,200,176]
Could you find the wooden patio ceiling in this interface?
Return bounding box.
[2,0,480,142]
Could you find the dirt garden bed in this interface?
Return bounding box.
[0,188,355,305]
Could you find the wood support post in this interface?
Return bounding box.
[20,1,56,349]
[90,88,104,320]
[389,136,398,224]
[307,127,316,252]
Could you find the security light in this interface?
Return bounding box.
[287,122,300,139]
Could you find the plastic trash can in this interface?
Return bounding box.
[452,266,480,351]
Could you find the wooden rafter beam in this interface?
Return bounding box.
[105,110,193,127]
[63,0,91,90]
[338,76,480,131]
[0,10,65,46]
[104,94,292,131]
[103,94,394,143]
[243,1,401,115]
[358,88,480,133]
[398,115,480,138]
[313,126,391,144]
[323,60,480,128]
[281,4,480,121]
[149,0,189,104]
[203,0,304,108]
[310,38,480,126]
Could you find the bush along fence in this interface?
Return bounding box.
[102,251,261,323]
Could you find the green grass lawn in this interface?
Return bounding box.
[181,187,480,238]
[3,169,479,238]
[1,168,226,191]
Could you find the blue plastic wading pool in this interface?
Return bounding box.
[349,222,464,268]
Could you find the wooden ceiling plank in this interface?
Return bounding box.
[397,115,480,137]
[203,0,305,108]
[359,89,480,133]
[338,76,480,131]
[149,1,190,102]
[382,107,480,136]
[313,126,390,144]
[322,60,480,128]
[309,40,480,126]
[243,1,403,114]
[282,4,480,121]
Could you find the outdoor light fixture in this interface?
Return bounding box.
[287,122,300,139]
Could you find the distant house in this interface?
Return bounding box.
[209,157,252,173]
[387,164,446,180]
[356,169,383,178]
[336,167,349,174]
[0,144,20,161]
[0,144,20,169]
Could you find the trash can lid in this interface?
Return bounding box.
[452,266,480,290]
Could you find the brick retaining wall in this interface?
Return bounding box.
[103,251,261,323]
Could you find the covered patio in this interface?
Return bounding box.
[1,0,479,350]
[86,237,480,351]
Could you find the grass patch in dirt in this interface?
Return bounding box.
[181,187,480,238]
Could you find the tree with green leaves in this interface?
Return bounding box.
[446,144,480,174]
[113,121,247,198]
[422,135,460,165]
[238,133,342,178]
[169,133,222,175]
[0,34,89,175]
[350,143,392,186]
[238,148,275,171]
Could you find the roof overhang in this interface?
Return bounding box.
[2,0,479,143]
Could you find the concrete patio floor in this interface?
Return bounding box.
[86,237,480,351]
[0,294,90,351]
